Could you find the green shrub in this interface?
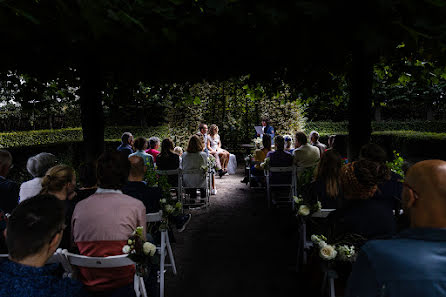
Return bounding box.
[0,126,169,148]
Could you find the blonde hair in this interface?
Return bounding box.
[209,124,218,136]
[40,165,75,194]
[174,146,183,155]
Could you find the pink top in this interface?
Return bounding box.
[145,148,160,163]
[72,191,146,291]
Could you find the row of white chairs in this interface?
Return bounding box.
[1,211,176,297]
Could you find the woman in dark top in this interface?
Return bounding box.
[309,149,343,209]
[156,138,180,187]
[329,159,396,240]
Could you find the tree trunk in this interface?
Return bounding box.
[347,43,374,162]
[79,63,104,162]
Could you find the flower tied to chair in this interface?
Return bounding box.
[340,161,377,200]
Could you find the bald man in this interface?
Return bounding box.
[345,160,446,297]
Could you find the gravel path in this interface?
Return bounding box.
[165,168,304,297]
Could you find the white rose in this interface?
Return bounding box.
[122,245,131,254]
[293,196,303,204]
[320,245,337,260]
[165,205,174,214]
[318,241,327,248]
[143,242,157,256]
[298,205,310,216]
[160,199,167,204]
[311,235,320,243]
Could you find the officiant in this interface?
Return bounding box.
[255,117,275,145]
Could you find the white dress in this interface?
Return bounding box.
[208,134,224,153]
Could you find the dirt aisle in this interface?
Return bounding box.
[165,169,302,297]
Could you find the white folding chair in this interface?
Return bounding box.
[296,209,335,272]
[321,263,338,297]
[60,250,147,297]
[182,168,211,208]
[147,211,177,297]
[265,166,296,208]
[155,168,183,202]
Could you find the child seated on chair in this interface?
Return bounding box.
[0,195,85,297]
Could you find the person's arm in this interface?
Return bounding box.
[217,135,222,150]
[207,138,214,152]
[344,250,380,297]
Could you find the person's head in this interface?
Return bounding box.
[128,155,146,181]
[283,135,293,149]
[261,117,269,127]
[359,143,387,164]
[186,135,204,153]
[402,160,446,228]
[174,147,183,156]
[40,165,76,200]
[309,131,320,144]
[97,151,130,190]
[78,162,97,188]
[328,135,336,149]
[149,137,160,150]
[6,194,66,264]
[340,159,388,200]
[209,124,219,136]
[160,138,174,156]
[295,131,308,148]
[199,123,208,135]
[0,149,13,177]
[316,149,343,198]
[26,152,57,178]
[262,134,272,151]
[274,135,285,151]
[121,132,133,146]
[134,137,148,151]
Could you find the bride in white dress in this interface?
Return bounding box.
[207,124,230,175]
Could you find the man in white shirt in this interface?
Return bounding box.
[293,131,320,176]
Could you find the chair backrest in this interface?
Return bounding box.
[268,166,294,173]
[155,169,181,176]
[182,169,206,175]
[63,250,135,268]
[311,209,336,218]
[146,210,163,223]
[0,250,62,264]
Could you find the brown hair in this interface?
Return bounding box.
[262,134,272,150]
[40,165,75,194]
[316,149,342,198]
[295,131,308,145]
[209,124,218,136]
[186,135,204,153]
[159,138,174,157]
[134,137,147,151]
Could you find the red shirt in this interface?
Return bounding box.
[145,148,160,163]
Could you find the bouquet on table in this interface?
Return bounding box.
[122,226,160,276]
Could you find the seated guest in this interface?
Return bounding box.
[40,164,77,250]
[283,134,294,154]
[309,130,326,157]
[146,137,161,163]
[266,135,293,184]
[249,134,273,186]
[75,162,98,202]
[309,149,343,209]
[359,143,403,213]
[293,131,320,176]
[117,132,134,158]
[329,159,396,240]
[72,152,146,296]
[196,123,209,155]
[207,124,230,177]
[346,160,446,297]
[129,137,154,168]
[182,135,208,199]
[19,152,57,203]
[174,146,183,156]
[327,134,336,150]
[157,138,180,186]
[0,195,85,297]
[123,155,161,213]
[0,149,19,214]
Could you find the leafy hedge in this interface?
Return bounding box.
[306,121,446,135]
[0,126,170,148]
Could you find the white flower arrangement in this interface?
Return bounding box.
[122,245,131,254]
[160,198,167,204]
[260,157,270,169]
[293,195,321,217]
[311,234,357,262]
[298,205,310,216]
[143,242,157,256]
[165,204,174,214]
[252,137,263,149]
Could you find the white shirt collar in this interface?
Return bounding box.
[95,188,123,194]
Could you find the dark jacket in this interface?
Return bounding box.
[156,152,180,187]
[266,150,293,184]
[346,228,446,297]
[122,181,161,213]
[116,144,133,158]
[0,176,19,214]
